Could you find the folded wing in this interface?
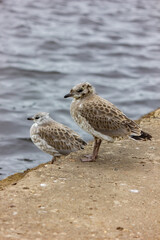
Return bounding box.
[78,97,141,138]
[38,125,87,155]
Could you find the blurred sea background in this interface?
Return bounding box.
[0,0,160,179]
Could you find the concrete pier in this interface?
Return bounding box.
[0,109,160,240]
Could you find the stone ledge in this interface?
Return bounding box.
[0,109,159,240]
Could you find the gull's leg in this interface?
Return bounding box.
[81,137,102,162]
[51,156,56,164]
[94,138,102,159]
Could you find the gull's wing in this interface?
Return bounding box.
[38,124,86,155]
[78,96,141,137]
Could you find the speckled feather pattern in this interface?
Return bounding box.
[30,120,86,157]
[71,93,141,140]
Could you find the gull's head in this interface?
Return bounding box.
[64,82,95,99]
[27,112,50,124]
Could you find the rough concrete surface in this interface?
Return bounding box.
[0,109,160,240]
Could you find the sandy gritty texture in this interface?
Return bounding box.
[0,108,160,240]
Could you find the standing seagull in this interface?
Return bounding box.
[28,112,87,163]
[64,82,152,162]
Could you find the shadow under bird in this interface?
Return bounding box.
[64,82,152,162]
[27,112,87,163]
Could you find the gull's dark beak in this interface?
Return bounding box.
[27,117,34,120]
[64,93,73,98]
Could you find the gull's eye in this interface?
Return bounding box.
[35,116,40,119]
[77,88,83,93]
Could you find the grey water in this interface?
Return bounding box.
[0,0,160,179]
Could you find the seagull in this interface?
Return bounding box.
[27,112,87,163]
[64,82,152,162]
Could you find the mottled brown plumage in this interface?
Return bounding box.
[71,94,141,138]
[28,112,87,163]
[64,82,152,162]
